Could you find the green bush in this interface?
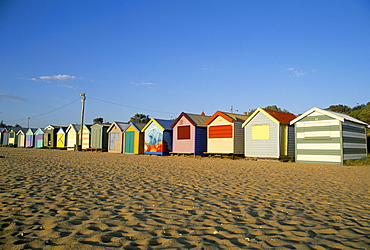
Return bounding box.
[345,154,370,166]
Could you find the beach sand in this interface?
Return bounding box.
[0,147,369,249]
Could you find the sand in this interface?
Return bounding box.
[0,147,369,250]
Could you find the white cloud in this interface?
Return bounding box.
[288,68,307,78]
[0,93,28,102]
[28,74,81,82]
[131,82,156,88]
[58,84,78,90]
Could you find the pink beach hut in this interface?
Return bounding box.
[170,112,210,156]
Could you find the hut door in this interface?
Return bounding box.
[125,132,134,153]
[26,135,32,148]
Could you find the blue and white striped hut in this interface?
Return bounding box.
[290,107,369,165]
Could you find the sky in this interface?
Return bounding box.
[1,0,369,128]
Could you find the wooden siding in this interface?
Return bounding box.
[91,124,109,149]
[194,127,207,155]
[207,116,233,153]
[295,112,342,164]
[81,126,91,149]
[245,111,279,158]
[108,125,123,153]
[163,131,173,154]
[34,130,44,148]
[124,125,144,154]
[287,125,295,156]
[172,122,195,154]
[342,121,367,160]
[17,133,25,147]
[8,131,16,146]
[67,130,78,150]
[233,121,244,154]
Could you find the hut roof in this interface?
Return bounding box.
[123,122,146,133]
[205,111,249,125]
[107,122,128,133]
[290,107,369,126]
[141,118,173,132]
[170,112,211,128]
[242,108,296,127]
[66,124,80,133]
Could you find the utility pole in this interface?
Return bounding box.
[79,93,86,151]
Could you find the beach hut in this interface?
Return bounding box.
[290,107,369,165]
[107,122,128,153]
[25,128,37,148]
[8,128,21,147]
[170,112,210,156]
[122,122,146,154]
[242,108,297,160]
[44,125,61,147]
[79,124,91,149]
[90,123,110,151]
[204,111,249,156]
[56,127,68,148]
[34,128,45,148]
[16,128,28,147]
[1,128,9,146]
[66,124,80,150]
[141,118,173,156]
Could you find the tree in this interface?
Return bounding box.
[93,117,104,124]
[129,113,150,123]
[247,105,291,116]
[14,124,22,128]
[0,120,6,128]
[326,104,351,114]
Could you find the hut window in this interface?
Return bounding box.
[252,124,270,140]
[178,126,190,140]
[209,125,233,138]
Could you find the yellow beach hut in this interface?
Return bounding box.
[122,122,146,154]
[56,127,68,148]
[66,124,80,150]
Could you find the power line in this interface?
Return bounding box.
[89,96,177,115]
[4,98,80,123]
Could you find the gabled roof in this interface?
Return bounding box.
[122,122,146,133]
[205,111,249,125]
[91,123,111,128]
[35,128,45,134]
[290,107,369,126]
[141,118,174,132]
[66,124,81,133]
[16,128,28,135]
[9,127,22,133]
[242,108,297,127]
[107,122,128,133]
[170,112,211,128]
[26,128,38,134]
[44,125,62,130]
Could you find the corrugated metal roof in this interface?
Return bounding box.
[290,107,369,126]
[154,119,174,130]
[132,122,146,131]
[205,111,249,125]
[186,113,211,127]
[116,122,129,131]
[264,109,297,124]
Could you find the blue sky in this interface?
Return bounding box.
[1,0,369,128]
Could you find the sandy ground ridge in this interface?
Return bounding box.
[0,148,369,249]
